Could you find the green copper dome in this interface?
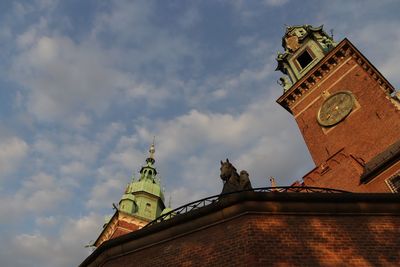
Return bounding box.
[118,141,166,221]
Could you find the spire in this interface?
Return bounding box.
[140,137,158,181]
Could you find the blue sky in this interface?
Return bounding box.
[0,0,399,266]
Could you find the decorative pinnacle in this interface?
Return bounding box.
[269,177,277,188]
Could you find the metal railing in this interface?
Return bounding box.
[145,186,350,227]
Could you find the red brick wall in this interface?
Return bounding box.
[293,57,400,167]
[302,148,397,193]
[110,220,139,239]
[366,161,400,192]
[101,214,400,267]
[281,40,400,192]
[94,212,145,247]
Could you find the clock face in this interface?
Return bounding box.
[317,91,354,127]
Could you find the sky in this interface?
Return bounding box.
[0,0,399,266]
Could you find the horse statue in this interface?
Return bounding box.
[220,159,252,194]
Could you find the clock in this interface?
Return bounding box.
[317,91,354,127]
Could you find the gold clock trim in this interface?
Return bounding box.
[317,91,354,127]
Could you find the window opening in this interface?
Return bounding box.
[387,174,400,193]
[297,50,313,69]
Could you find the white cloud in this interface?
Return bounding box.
[35,216,57,227]
[32,133,101,168]
[60,161,88,177]
[4,213,103,267]
[10,0,199,126]
[13,234,51,261]
[23,173,70,212]
[0,173,70,222]
[63,138,100,163]
[12,34,134,122]
[0,137,29,178]
[178,6,201,29]
[263,0,289,7]
[353,21,400,85]
[69,113,92,130]
[90,0,199,80]
[13,0,57,19]
[167,186,207,208]
[61,213,103,246]
[27,121,134,213]
[154,99,289,159]
[95,122,126,144]
[212,88,228,99]
[315,1,400,86]
[86,176,126,210]
[16,18,48,48]
[23,172,54,189]
[0,26,11,41]
[186,54,275,108]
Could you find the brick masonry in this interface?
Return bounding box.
[278,39,400,193]
[94,211,147,247]
[293,56,399,167]
[81,193,400,267]
[94,214,400,267]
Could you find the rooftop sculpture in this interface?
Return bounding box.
[220,159,252,194]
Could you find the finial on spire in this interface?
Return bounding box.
[145,136,156,165]
[149,136,156,159]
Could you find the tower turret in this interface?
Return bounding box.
[276,25,336,92]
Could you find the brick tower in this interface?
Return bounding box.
[276,25,400,192]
